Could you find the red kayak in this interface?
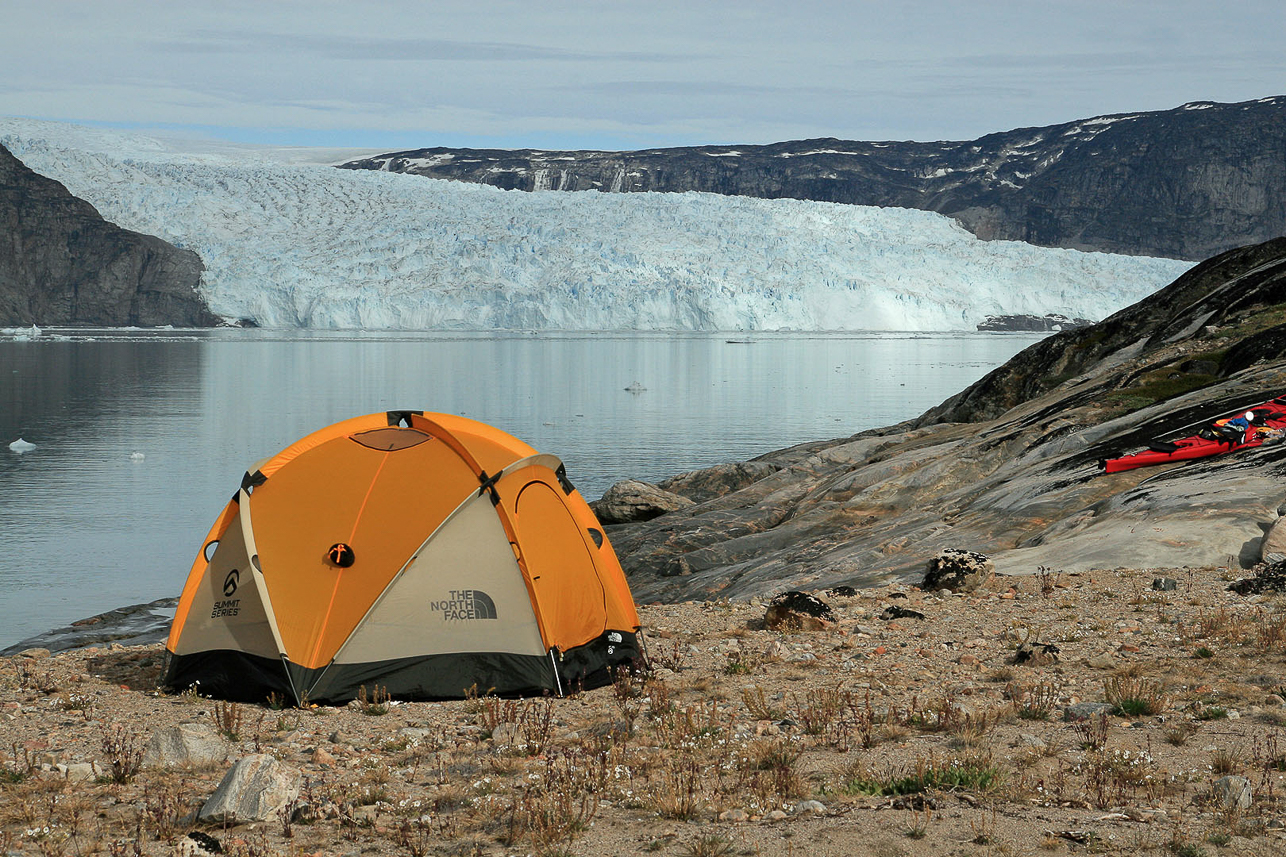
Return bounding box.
[1102,396,1286,473]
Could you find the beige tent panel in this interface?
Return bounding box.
[168,503,282,660]
[332,493,545,664]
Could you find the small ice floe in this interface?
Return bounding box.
[130,452,146,462]
[9,438,37,453]
[624,381,647,393]
[4,324,41,340]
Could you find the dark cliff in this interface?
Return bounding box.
[0,143,217,327]
[340,96,1286,261]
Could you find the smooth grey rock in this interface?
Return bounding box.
[659,461,780,504]
[1151,577,1178,591]
[793,800,826,815]
[490,722,524,746]
[590,479,694,524]
[1213,775,1253,810]
[396,727,434,742]
[57,762,101,782]
[1262,516,1286,563]
[1064,702,1115,722]
[199,754,301,823]
[144,723,228,769]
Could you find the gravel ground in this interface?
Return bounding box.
[4,565,1286,856]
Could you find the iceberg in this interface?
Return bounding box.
[8,438,36,453]
[0,119,1193,331]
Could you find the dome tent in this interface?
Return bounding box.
[163,411,642,704]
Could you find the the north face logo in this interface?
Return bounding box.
[430,589,497,620]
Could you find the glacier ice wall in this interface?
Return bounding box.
[0,120,1193,331]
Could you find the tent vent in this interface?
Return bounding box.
[555,463,575,495]
[386,410,424,427]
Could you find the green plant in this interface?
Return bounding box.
[1104,675,1168,716]
[1206,830,1232,847]
[845,753,1001,796]
[682,834,735,857]
[1164,722,1195,746]
[1194,646,1215,659]
[723,645,760,675]
[1008,680,1062,721]
[1210,746,1244,776]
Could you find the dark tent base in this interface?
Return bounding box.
[162,630,644,706]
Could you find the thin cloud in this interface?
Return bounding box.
[156,30,689,64]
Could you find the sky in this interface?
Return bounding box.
[2,0,1284,152]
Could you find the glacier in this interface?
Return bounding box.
[0,119,1193,331]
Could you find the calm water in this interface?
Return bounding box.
[0,329,1044,646]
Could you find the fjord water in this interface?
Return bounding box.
[0,329,1044,647]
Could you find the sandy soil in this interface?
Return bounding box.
[4,565,1286,856]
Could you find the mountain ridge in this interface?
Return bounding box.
[340,96,1286,262]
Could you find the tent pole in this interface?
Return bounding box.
[549,650,564,697]
[281,655,303,707]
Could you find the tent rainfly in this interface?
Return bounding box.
[163,411,643,704]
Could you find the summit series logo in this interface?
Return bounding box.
[430,589,497,621]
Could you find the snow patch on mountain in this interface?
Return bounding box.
[0,119,1192,331]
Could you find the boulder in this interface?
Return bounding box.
[879,605,925,621]
[199,754,300,824]
[1013,642,1060,666]
[590,480,694,524]
[1064,702,1115,722]
[922,549,994,593]
[1229,561,1286,595]
[1262,516,1286,563]
[764,591,836,632]
[1213,775,1253,810]
[143,722,228,769]
[658,461,779,503]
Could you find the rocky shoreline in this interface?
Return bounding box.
[600,237,1286,603]
[0,598,177,657]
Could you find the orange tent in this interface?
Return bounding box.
[163,411,642,704]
